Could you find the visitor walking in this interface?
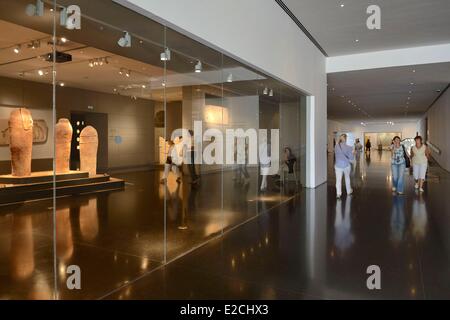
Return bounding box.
[334,134,354,199]
[390,136,410,195]
[410,135,431,193]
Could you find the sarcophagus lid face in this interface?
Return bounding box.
[9,108,33,177]
[9,108,33,130]
[79,125,98,176]
[56,118,73,143]
[55,118,73,173]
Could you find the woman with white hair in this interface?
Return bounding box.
[334,134,354,199]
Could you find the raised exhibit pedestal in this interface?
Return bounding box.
[0,170,124,205]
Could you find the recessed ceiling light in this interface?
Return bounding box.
[59,82,65,87]
[160,48,171,61]
[142,85,146,89]
[38,70,44,76]
[60,37,67,43]
[13,45,21,54]
[410,82,415,85]
[412,69,416,73]
[340,3,345,8]
[355,39,359,42]
[195,60,202,73]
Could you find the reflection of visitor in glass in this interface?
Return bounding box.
[187,130,199,185]
[334,134,354,199]
[259,136,271,192]
[161,140,181,184]
[365,138,371,153]
[410,136,431,193]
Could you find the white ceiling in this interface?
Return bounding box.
[327,62,450,121]
[283,0,450,56]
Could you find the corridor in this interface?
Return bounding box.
[104,151,450,299]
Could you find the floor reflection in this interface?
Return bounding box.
[333,196,354,256]
[0,165,301,299]
[2,150,448,299]
[106,151,449,299]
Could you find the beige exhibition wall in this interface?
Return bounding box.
[0,76,155,170]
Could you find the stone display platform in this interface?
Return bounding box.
[0,171,124,205]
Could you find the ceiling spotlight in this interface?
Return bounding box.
[118,31,131,48]
[269,89,274,97]
[142,85,146,89]
[355,39,359,42]
[59,82,65,87]
[340,4,345,8]
[38,69,44,76]
[263,87,268,95]
[162,81,166,87]
[119,69,124,75]
[25,0,44,17]
[89,60,94,68]
[412,69,416,73]
[61,37,67,43]
[13,45,21,54]
[410,82,415,85]
[160,48,171,61]
[125,70,130,77]
[227,73,233,83]
[195,60,202,73]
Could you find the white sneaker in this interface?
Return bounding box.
[414,183,419,189]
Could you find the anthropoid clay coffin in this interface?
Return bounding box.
[9,108,34,177]
[55,118,73,173]
[79,126,98,176]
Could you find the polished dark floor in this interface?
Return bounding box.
[0,165,297,299]
[1,152,449,299]
[104,151,450,300]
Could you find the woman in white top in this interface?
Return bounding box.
[410,136,431,192]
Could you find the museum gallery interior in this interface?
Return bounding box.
[0,0,306,299]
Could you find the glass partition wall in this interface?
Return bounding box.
[0,0,306,299]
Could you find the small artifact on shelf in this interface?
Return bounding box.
[79,125,98,176]
[55,118,73,173]
[9,108,33,177]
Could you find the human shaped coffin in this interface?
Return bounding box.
[9,108,33,177]
[79,126,98,176]
[55,118,73,173]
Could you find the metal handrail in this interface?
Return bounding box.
[426,141,442,155]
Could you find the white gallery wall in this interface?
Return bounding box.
[418,88,450,172]
[117,0,328,188]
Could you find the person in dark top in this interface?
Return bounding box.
[284,147,296,174]
[187,130,199,185]
[365,139,372,153]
